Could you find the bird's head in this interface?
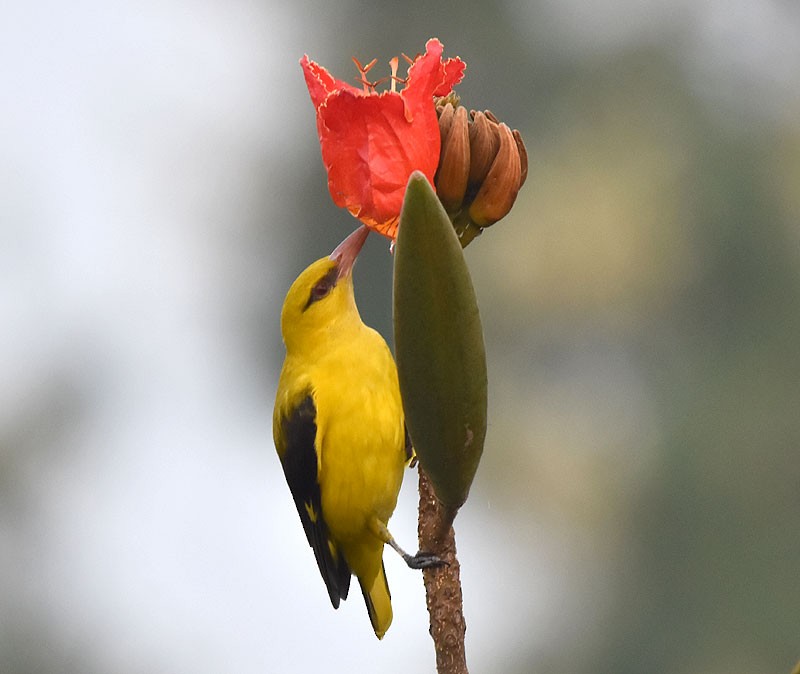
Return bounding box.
[280,225,370,351]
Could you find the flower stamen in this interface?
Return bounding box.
[353,57,379,92]
[353,55,411,93]
[389,57,399,93]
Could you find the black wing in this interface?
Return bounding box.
[278,394,351,607]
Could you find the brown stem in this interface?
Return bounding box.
[418,467,468,674]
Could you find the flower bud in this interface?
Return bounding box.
[437,101,455,140]
[468,122,521,227]
[513,128,528,188]
[434,103,470,213]
[433,102,527,246]
[467,111,499,186]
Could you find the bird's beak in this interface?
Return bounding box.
[330,225,370,279]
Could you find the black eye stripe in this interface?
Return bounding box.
[303,266,339,311]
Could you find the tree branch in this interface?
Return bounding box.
[418,467,468,674]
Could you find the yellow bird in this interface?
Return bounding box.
[273,225,440,639]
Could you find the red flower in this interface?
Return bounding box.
[301,38,465,239]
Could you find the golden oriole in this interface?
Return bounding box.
[273,225,440,639]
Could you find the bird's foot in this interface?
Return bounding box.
[403,551,448,570]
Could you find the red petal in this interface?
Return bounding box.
[402,38,446,120]
[403,39,466,120]
[317,89,440,237]
[300,39,465,240]
[300,54,359,110]
[435,57,466,96]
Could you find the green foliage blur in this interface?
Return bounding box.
[467,34,799,674]
[469,47,800,673]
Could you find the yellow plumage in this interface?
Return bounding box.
[273,226,407,638]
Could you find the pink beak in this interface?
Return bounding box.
[330,225,370,279]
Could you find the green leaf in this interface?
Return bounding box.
[393,171,487,511]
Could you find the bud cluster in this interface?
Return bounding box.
[433,98,528,246]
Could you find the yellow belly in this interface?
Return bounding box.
[311,332,405,578]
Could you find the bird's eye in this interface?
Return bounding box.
[304,267,338,310]
[311,279,332,300]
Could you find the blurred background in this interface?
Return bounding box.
[2,0,799,672]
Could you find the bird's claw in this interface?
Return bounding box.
[403,551,448,570]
